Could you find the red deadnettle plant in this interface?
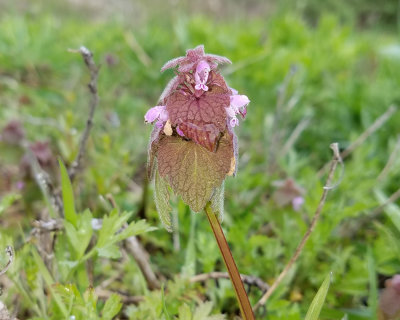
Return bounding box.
[145,45,254,319]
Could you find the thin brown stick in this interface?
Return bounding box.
[369,188,400,219]
[0,246,14,276]
[254,143,341,311]
[339,187,400,238]
[190,272,270,293]
[377,134,400,182]
[0,300,12,320]
[95,287,144,304]
[103,193,160,291]
[125,236,161,290]
[267,66,298,173]
[318,105,397,177]
[67,46,100,182]
[21,141,63,215]
[280,116,311,157]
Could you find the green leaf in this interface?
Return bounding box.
[96,210,155,258]
[102,293,122,320]
[154,168,173,232]
[193,301,213,320]
[31,246,68,317]
[178,304,192,320]
[0,193,20,216]
[305,272,332,320]
[96,209,130,249]
[64,209,93,259]
[97,244,121,259]
[161,285,171,320]
[210,182,224,222]
[157,132,233,212]
[59,159,78,227]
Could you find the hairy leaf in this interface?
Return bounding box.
[147,125,162,180]
[166,72,230,151]
[157,131,233,212]
[154,169,173,232]
[210,181,225,222]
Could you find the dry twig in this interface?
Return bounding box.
[95,287,143,304]
[318,105,397,177]
[190,272,269,293]
[280,116,311,157]
[0,300,12,320]
[0,246,14,277]
[125,236,160,290]
[339,187,400,237]
[254,143,341,311]
[267,66,298,172]
[377,134,400,182]
[21,141,63,215]
[67,46,100,182]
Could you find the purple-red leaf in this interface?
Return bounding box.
[166,72,230,151]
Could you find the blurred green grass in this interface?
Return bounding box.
[1,0,400,319]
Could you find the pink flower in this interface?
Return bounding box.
[194,60,211,91]
[225,94,250,127]
[272,178,305,209]
[292,196,304,211]
[144,105,169,128]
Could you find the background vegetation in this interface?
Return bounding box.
[0,0,399,319]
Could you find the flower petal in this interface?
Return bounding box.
[145,106,162,123]
[292,196,304,211]
[229,117,239,127]
[225,106,236,118]
[230,94,250,109]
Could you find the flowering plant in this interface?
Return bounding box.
[145,45,250,230]
[145,45,254,319]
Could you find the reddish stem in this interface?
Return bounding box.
[205,203,255,320]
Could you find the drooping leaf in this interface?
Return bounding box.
[58,159,78,227]
[305,272,332,320]
[147,125,162,180]
[166,72,230,151]
[154,168,173,232]
[157,131,233,212]
[210,181,225,222]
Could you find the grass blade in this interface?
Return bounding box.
[59,159,78,227]
[305,272,332,320]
